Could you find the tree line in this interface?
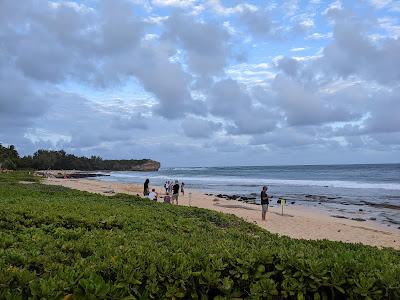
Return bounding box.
[0,144,156,171]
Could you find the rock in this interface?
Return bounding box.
[277,199,281,204]
[217,194,223,198]
[331,215,349,219]
[241,196,248,201]
[305,194,312,198]
[369,217,377,221]
[291,201,295,204]
[359,209,364,212]
[351,217,366,222]
[318,202,321,204]
[362,202,400,210]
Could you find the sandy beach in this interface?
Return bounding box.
[43,177,400,250]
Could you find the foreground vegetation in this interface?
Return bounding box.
[0,173,399,299]
[0,144,159,171]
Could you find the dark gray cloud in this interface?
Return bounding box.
[0,67,50,133]
[238,8,277,38]
[272,74,359,126]
[208,79,251,116]
[318,10,400,85]
[181,117,222,138]
[208,79,278,135]
[276,57,300,77]
[111,113,149,130]
[250,126,321,149]
[164,13,230,77]
[129,44,195,119]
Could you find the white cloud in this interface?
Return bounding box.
[306,32,333,40]
[152,0,196,8]
[369,0,392,9]
[378,16,400,38]
[207,0,258,15]
[291,47,308,52]
[299,18,315,29]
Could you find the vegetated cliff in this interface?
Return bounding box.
[100,159,161,171]
[1,145,161,171]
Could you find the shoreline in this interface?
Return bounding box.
[43,177,400,250]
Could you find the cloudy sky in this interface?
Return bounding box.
[1,0,399,166]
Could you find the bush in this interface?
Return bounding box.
[0,173,399,299]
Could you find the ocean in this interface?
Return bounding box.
[96,164,400,227]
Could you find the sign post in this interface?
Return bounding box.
[189,192,192,207]
[281,198,285,216]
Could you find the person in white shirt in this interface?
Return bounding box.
[146,189,158,201]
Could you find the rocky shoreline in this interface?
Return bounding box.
[206,192,400,228]
[35,170,109,179]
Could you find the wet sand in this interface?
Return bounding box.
[43,178,400,250]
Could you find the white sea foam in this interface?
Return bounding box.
[105,172,400,191]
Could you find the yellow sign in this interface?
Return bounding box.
[280,198,285,215]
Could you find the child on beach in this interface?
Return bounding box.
[261,186,269,221]
[164,192,171,204]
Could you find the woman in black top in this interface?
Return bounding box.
[144,179,150,196]
[260,186,269,221]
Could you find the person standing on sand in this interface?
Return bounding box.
[181,182,185,196]
[261,186,269,221]
[172,180,180,204]
[144,178,150,196]
[164,181,168,193]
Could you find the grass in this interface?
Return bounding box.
[0,172,399,299]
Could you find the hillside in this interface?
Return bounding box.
[0,172,399,299]
[0,145,160,171]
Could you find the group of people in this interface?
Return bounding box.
[164,180,185,195]
[144,178,271,221]
[143,178,184,205]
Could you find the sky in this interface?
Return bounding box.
[0,0,400,167]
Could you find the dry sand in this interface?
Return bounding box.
[44,178,400,250]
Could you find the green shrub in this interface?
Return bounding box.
[0,173,399,299]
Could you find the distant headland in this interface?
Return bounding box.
[0,144,160,172]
